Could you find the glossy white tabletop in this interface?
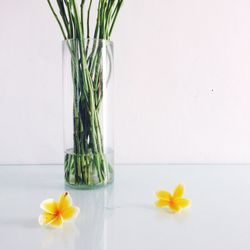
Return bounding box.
[0,165,250,250]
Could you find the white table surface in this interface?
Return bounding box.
[0,164,250,250]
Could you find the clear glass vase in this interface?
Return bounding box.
[62,39,114,189]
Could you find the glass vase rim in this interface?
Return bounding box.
[62,38,113,46]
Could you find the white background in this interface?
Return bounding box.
[1,0,250,164]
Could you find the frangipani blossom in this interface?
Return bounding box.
[39,192,79,227]
[155,184,191,213]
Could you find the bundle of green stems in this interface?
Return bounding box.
[47,0,123,187]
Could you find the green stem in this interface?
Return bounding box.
[109,0,123,36]
[47,0,67,39]
[87,0,93,38]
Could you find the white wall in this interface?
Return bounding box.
[1,0,250,164]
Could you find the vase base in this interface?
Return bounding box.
[64,149,114,189]
[65,178,114,190]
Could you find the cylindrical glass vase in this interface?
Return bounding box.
[62,39,114,189]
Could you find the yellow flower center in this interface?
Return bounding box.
[169,199,175,206]
[55,210,60,216]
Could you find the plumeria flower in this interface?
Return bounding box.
[39,192,80,228]
[155,184,191,213]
